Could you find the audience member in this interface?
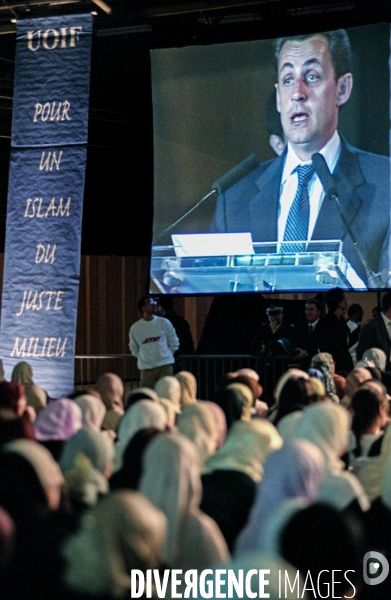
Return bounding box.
[95,373,125,433]
[74,394,106,432]
[11,361,48,413]
[139,432,229,569]
[33,398,83,460]
[175,370,198,406]
[316,287,353,374]
[357,291,391,369]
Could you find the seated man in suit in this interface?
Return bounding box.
[211,29,390,287]
[356,291,391,370]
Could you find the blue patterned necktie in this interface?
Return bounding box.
[282,163,315,252]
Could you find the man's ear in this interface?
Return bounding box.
[269,134,286,157]
[336,73,353,107]
[275,82,281,113]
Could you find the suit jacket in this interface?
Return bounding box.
[356,315,391,369]
[315,312,354,374]
[294,320,320,369]
[212,137,390,286]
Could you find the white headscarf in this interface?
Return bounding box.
[362,348,388,371]
[139,432,229,569]
[155,376,182,413]
[293,402,370,511]
[235,440,324,555]
[177,403,218,465]
[357,421,391,501]
[175,371,198,406]
[116,400,167,467]
[75,394,106,431]
[204,419,282,483]
[63,491,167,599]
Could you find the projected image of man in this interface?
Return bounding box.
[211,29,390,286]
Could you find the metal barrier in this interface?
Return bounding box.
[75,354,294,405]
[178,355,293,405]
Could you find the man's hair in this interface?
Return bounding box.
[137,295,152,312]
[382,291,391,314]
[347,303,363,318]
[305,299,322,311]
[274,29,352,81]
[324,287,345,312]
[265,90,284,139]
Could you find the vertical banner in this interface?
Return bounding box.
[0,15,93,396]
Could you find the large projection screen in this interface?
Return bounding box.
[150,23,391,295]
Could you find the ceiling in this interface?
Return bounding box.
[0,0,388,38]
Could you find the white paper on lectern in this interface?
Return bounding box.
[172,232,254,257]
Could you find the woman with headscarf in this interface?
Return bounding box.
[0,381,35,444]
[125,387,159,410]
[62,491,167,600]
[355,419,391,502]
[59,428,115,514]
[95,373,125,433]
[213,382,253,430]
[177,402,218,465]
[340,367,373,408]
[11,361,47,413]
[268,502,363,600]
[310,353,340,402]
[33,398,83,460]
[234,440,324,555]
[201,401,227,448]
[348,382,389,471]
[175,371,198,407]
[0,439,69,599]
[109,428,162,491]
[201,419,282,550]
[139,432,229,570]
[359,348,391,394]
[154,375,182,415]
[293,402,370,514]
[115,399,167,469]
[74,394,106,432]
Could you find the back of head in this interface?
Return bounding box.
[33,398,83,441]
[294,402,350,468]
[116,400,167,465]
[177,403,218,463]
[175,371,197,406]
[155,376,181,407]
[95,373,124,411]
[280,503,362,598]
[11,362,33,386]
[59,427,114,474]
[274,378,317,426]
[324,286,345,312]
[63,490,167,599]
[75,394,106,431]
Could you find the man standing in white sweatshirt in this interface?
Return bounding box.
[129,296,179,388]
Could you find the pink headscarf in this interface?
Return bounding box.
[33,398,82,441]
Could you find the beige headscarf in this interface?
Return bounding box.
[204,418,283,483]
[356,421,391,501]
[75,394,106,431]
[226,382,253,421]
[177,403,218,465]
[175,371,198,406]
[155,376,182,413]
[294,402,370,511]
[139,432,229,569]
[63,491,167,599]
[3,439,64,508]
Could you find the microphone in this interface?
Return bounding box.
[311,152,338,198]
[311,152,382,288]
[212,154,260,195]
[153,154,259,244]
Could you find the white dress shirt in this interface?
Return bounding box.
[278,131,341,244]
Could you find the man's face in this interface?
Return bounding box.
[142,297,156,315]
[276,35,352,161]
[305,302,321,324]
[268,311,283,326]
[338,293,348,312]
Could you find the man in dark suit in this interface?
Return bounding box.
[294,298,322,368]
[356,292,391,369]
[211,29,390,287]
[250,305,295,356]
[316,287,353,374]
